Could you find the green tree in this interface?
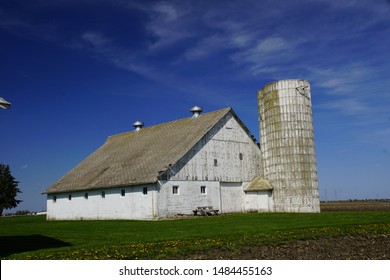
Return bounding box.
[0,163,22,216]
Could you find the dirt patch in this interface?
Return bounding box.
[185,201,390,260]
[320,200,390,212]
[188,234,390,260]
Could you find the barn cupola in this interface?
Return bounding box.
[190,106,203,118]
[133,121,144,132]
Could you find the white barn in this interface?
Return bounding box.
[45,107,273,220]
[45,79,320,220]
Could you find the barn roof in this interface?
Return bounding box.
[244,177,273,192]
[45,107,250,194]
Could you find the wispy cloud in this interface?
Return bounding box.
[255,37,289,53]
[81,32,112,49]
[321,98,371,116]
[1,0,389,123]
[309,64,371,94]
[145,2,195,52]
[183,34,228,61]
[85,1,390,125]
[229,36,298,76]
[358,127,390,150]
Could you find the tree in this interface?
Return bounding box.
[0,163,22,216]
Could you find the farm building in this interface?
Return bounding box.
[45,79,320,220]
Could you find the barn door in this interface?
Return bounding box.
[220,182,244,213]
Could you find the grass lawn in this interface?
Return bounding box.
[1,211,389,259]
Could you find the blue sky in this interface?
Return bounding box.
[1,0,389,212]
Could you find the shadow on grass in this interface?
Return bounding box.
[0,235,70,258]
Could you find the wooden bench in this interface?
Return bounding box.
[193,206,219,216]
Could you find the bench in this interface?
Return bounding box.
[193,206,219,216]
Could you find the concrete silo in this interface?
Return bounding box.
[258,79,320,212]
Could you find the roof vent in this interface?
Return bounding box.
[190,106,203,118]
[0,97,11,109]
[133,121,144,132]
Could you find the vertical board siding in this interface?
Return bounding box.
[170,113,262,182]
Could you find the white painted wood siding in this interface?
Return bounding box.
[220,182,244,213]
[156,180,221,217]
[244,190,273,212]
[169,112,262,182]
[46,184,156,220]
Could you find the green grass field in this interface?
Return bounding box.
[1,211,389,259]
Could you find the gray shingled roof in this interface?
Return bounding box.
[45,108,235,194]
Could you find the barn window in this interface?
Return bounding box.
[200,186,206,194]
[214,159,218,166]
[53,195,57,202]
[101,191,105,198]
[68,194,72,201]
[172,185,179,195]
[143,187,148,195]
[239,153,243,160]
[121,189,126,197]
[84,193,88,199]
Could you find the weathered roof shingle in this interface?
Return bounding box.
[45,108,233,194]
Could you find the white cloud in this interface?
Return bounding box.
[308,64,372,95]
[229,35,300,77]
[183,35,228,61]
[358,127,390,150]
[81,32,111,49]
[0,17,25,30]
[146,2,194,51]
[231,34,253,48]
[153,2,178,21]
[3,0,388,118]
[321,98,370,115]
[255,37,288,53]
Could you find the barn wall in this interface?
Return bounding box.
[156,180,221,217]
[156,180,273,217]
[169,113,262,182]
[46,184,156,220]
[154,112,268,217]
[244,190,273,212]
[220,182,244,213]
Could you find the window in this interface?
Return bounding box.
[101,191,105,198]
[84,193,88,199]
[53,195,57,203]
[121,189,126,197]
[143,187,148,195]
[239,153,243,160]
[172,185,179,195]
[68,194,72,201]
[200,186,206,194]
[214,159,218,166]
